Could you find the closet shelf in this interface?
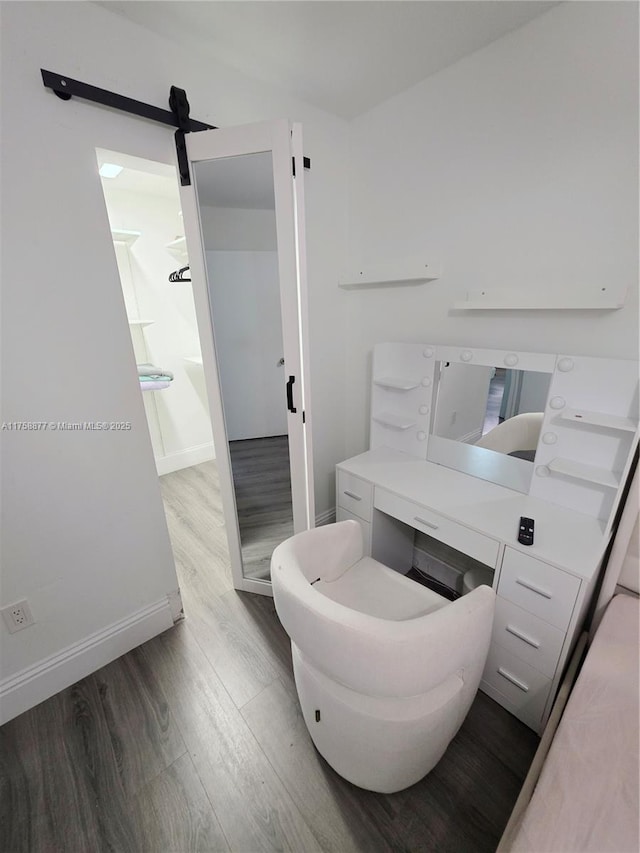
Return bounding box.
[373,376,420,391]
[166,236,188,261]
[184,356,203,366]
[559,408,638,433]
[128,319,154,328]
[547,458,621,489]
[372,412,417,431]
[111,229,141,246]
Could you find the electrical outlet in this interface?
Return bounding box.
[2,600,35,634]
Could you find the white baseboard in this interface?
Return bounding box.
[0,598,173,725]
[156,443,215,476]
[316,507,336,527]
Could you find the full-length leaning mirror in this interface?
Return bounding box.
[194,153,294,582]
[427,348,556,492]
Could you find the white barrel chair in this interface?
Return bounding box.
[271,520,495,793]
[475,412,544,455]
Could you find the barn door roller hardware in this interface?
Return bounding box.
[41,69,310,186]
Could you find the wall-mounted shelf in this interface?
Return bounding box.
[547,458,621,489]
[453,286,625,311]
[166,236,188,262]
[559,408,638,433]
[372,412,417,431]
[128,319,154,328]
[111,229,141,246]
[373,376,420,391]
[339,259,440,290]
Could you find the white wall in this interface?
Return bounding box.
[0,0,348,718]
[344,1,639,457]
[102,183,216,473]
[518,371,551,416]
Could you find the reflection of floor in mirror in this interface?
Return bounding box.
[483,368,506,435]
[160,439,294,585]
[229,435,294,581]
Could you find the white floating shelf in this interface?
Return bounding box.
[373,376,420,391]
[166,236,188,261]
[548,458,621,489]
[128,319,154,328]
[560,408,638,433]
[453,286,625,311]
[339,259,440,290]
[184,356,203,366]
[372,412,417,431]
[111,229,141,246]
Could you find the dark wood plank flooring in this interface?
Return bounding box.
[1,458,539,853]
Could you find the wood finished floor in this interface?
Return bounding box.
[1,460,539,853]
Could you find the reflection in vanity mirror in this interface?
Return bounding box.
[428,357,553,493]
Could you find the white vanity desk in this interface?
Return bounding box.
[336,343,638,733]
[337,447,607,733]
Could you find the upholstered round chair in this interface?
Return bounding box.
[475,412,544,455]
[271,520,495,793]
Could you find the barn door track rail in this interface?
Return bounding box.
[41,69,310,185]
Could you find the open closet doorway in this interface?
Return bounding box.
[96,148,234,606]
[96,131,310,600]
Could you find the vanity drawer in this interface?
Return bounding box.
[498,548,580,631]
[336,471,373,521]
[336,507,372,555]
[374,489,500,567]
[481,643,552,732]
[492,597,565,678]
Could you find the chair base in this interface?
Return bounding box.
[292,643,465,793]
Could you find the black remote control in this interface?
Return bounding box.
[518,516,535,546]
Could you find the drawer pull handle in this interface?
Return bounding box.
[516,578,552,599]
[414,516,439,530]
[497,667,529,693]
[343,490,362,501]
[506,625,541,649]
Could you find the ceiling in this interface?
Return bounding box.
[98,1,559,119]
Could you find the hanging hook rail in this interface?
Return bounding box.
[169,266,192,283]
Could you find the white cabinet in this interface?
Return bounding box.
[374,488,500,568]
[334,343,637,733]
[497,549,580,632]
[336,447,608,733]
[480,546,590,732]
[336,471,373,556]
[530,354,639,534]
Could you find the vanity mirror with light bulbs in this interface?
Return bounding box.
[337,342,638,732]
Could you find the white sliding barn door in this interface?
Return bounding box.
[179,119,314,593]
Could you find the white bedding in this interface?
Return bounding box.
[512,593,639,853]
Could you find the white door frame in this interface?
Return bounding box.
[179,119,314,594]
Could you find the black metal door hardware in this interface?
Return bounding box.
[286,376,297,413]
[41,69,311,186]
